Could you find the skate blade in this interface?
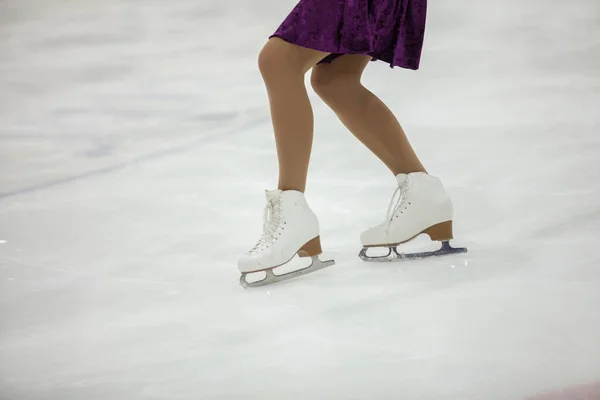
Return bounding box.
[359,240,467,262]
[240,256,335,288]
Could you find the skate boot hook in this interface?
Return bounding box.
[359,172,467,262]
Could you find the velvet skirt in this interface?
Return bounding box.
[271,0,427,69]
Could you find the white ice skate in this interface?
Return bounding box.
[359,172,467,262]
[238,189,335,288]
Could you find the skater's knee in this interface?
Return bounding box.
[310,68,336,97]
[258,38,306,81]
[311,68,361,101]
[258,43,278,80]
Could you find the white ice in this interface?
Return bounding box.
[1,0,599,399]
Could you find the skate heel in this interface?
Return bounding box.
[423,221,454,241]
[297,236,323,258]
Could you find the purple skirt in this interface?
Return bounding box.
[271,0,427,70]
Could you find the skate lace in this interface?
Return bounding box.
[385,178,410,236]
[249,197,282,254]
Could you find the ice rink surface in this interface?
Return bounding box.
[1,0,599,399]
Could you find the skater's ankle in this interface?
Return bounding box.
[277,184,305,193]
[391,168,427,176]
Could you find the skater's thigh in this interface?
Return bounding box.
[259,37,330,75]
[311,54,372,86]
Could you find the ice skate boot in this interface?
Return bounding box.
[359,172,467,262]
[238,189,335,288]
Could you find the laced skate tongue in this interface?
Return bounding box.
[248,189,283,254]
[265,189,283,202]
[384,175,410,236]
[263,189,283,230]
[395,173,408,186]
